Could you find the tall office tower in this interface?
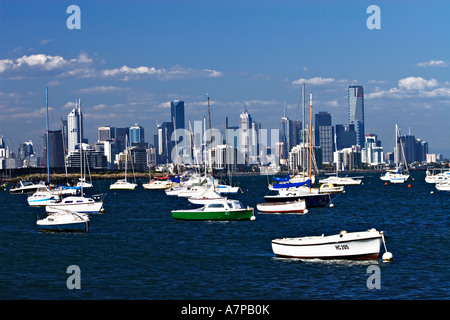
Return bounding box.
[129,124,144,144]
[290,120,302,146]
[61,120,68,153]
[348,86,364,147]
[238,110,252,165]
[98,126,115,142]
[67,101,83,153]
[315,111,334,163]
[279,116,291,161]
[115,127,130,153]
[335,124,357,150]
[47,130,65,168]
[171,100,185,131]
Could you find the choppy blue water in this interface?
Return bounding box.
[0,172,448,300]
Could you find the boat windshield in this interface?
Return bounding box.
[208,203,225,208]
[231,202,244,209]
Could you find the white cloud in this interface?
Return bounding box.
[366,76,450,99]
[398,76,438,91]
[0,53,94,78]
[102,64,223,80]
[416,60,448,67]
[77,86,130,94]
[292,77,336,86]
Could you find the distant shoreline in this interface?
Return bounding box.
[1,167,430,184]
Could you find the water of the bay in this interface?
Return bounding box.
[0,171,448,300]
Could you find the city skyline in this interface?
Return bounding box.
[1,1,449,157]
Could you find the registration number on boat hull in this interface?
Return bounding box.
[335,244,349,250]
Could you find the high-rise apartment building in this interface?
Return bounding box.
[348,86,364,147]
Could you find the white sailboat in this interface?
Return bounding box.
[110,134,137,190]
[380,124,409,183]
[45,99,104,213]
[27,88,61,207]
[37,209,90,232]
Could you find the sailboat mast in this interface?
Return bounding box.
[208,95,213,176]
[46,87,50,184]
[78,99,84,195]
[309,93,313,194]
[302,83,305,177]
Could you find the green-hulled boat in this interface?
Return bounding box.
[172,199,255,221]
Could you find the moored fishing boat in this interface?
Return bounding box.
[172,198,255,221]
[271,229,386,260]
[256,200,307,214]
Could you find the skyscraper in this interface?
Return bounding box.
[67,101,83,153]
[279,116,291,161]
[348,86,364,147]
[129,124,144,144]
[98,126,115,142]
[238,110,252,165]
[171,100,185,131]
[315,111,334,163]
[47,130,65,168]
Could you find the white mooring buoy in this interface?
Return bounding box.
[382,251,393,261]
[381,231,393,261]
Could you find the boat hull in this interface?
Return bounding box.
[264,193,331,208]
[271,231,382,260]
[46,201,104,214]
[256,201,306,213]
[110,182,137,190]
[172,209,254,221]
[37,221,89,232]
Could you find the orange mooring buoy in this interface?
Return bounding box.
[408,184,411,188]
[385,182,388,186]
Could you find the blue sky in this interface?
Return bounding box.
[1,0,449,157]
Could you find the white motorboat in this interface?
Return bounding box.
[36,209,90,232]
[46,195,104,214]
[319,183,345,194]
[436,181,450,191]
[425,169,450,183]
[319,176,361,185]
[27,187,61,207]
[9,180,48,194]
[256,200,307,214]
[272,229,385,260]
